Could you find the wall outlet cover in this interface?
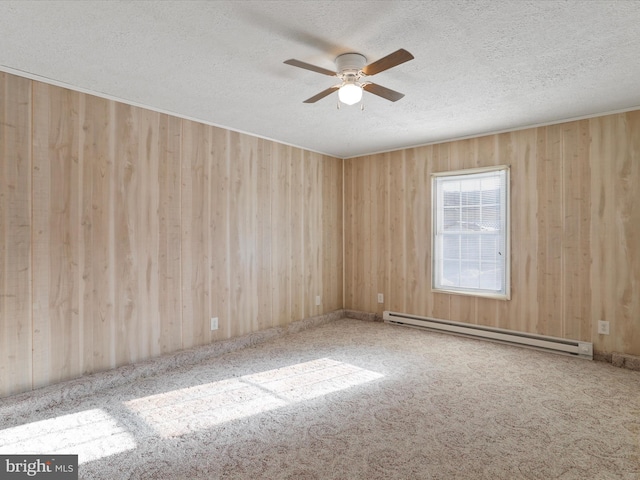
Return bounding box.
[597,320,609,335]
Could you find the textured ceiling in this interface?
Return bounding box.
[1,0,639,158]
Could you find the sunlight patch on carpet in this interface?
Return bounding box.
[125,358,383,437]
[0,409,136,465]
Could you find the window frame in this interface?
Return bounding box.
[431,165,511,300]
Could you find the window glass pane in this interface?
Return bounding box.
[480,235,499,262]
[443,183,460,206]
[482,205,500,231]
[443,234,460,259]
[442,260,460,287]
[461,189,480,207]
[481,188,500,205]
[460,261,480,288]
[461,207,481,229]
[443,208,460,231]
[460,234,480,261]
[481,176,500,194]
[480,266,502,290]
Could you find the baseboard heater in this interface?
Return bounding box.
[383,311,593,360]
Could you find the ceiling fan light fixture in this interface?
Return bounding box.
[338,83,363,105]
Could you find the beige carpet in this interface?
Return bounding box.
[1,318,639,479]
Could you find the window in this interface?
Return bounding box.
[432,166,510,299]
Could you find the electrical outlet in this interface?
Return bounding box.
[377,293,384,304]
[211,317,219,331]
[315,295,321,306]
[597,320,609,335]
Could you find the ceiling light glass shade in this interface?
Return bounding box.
[338,83,363,105]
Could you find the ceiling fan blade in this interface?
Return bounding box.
[303,85,340,103]
[284,59,337,76]
[363,83,405,102]
[362,49,414,76]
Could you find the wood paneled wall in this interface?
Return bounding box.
[344,111,640,356]
[0,72,343,397]
[2,68,639,397]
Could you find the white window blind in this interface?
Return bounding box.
[432,166,510,299]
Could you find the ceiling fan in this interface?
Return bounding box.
[284,48,414,105]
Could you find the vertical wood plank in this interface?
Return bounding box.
[590,115,617,354]
[501,129,538,333]
[416,146,431,316]
[359,155,367,313]
[303,151,319,317]
[342,157,355,310]
[256,139,272,329]
[76,93,92,376]
[0,73,32,397]
[157,115,183,353]
[208,126,230,339]
[86,95,117,373]
[181,120,209,348]
[290,148,305,320]
[562,120,591,342]
[271,142,292,325]
[362,155,373,312]
[404,148,419,314]
[536,125,563,337]
[388,150,406,313]
[404,147,430,315]
[113,102,141,365]
[345,159,362,311]
[134,106,162,361]
[228,131,258,337]
[32,82,83,388]
[322,156,342,312]
[375,153,390,316]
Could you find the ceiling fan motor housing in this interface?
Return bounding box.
[335,53,367,76]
